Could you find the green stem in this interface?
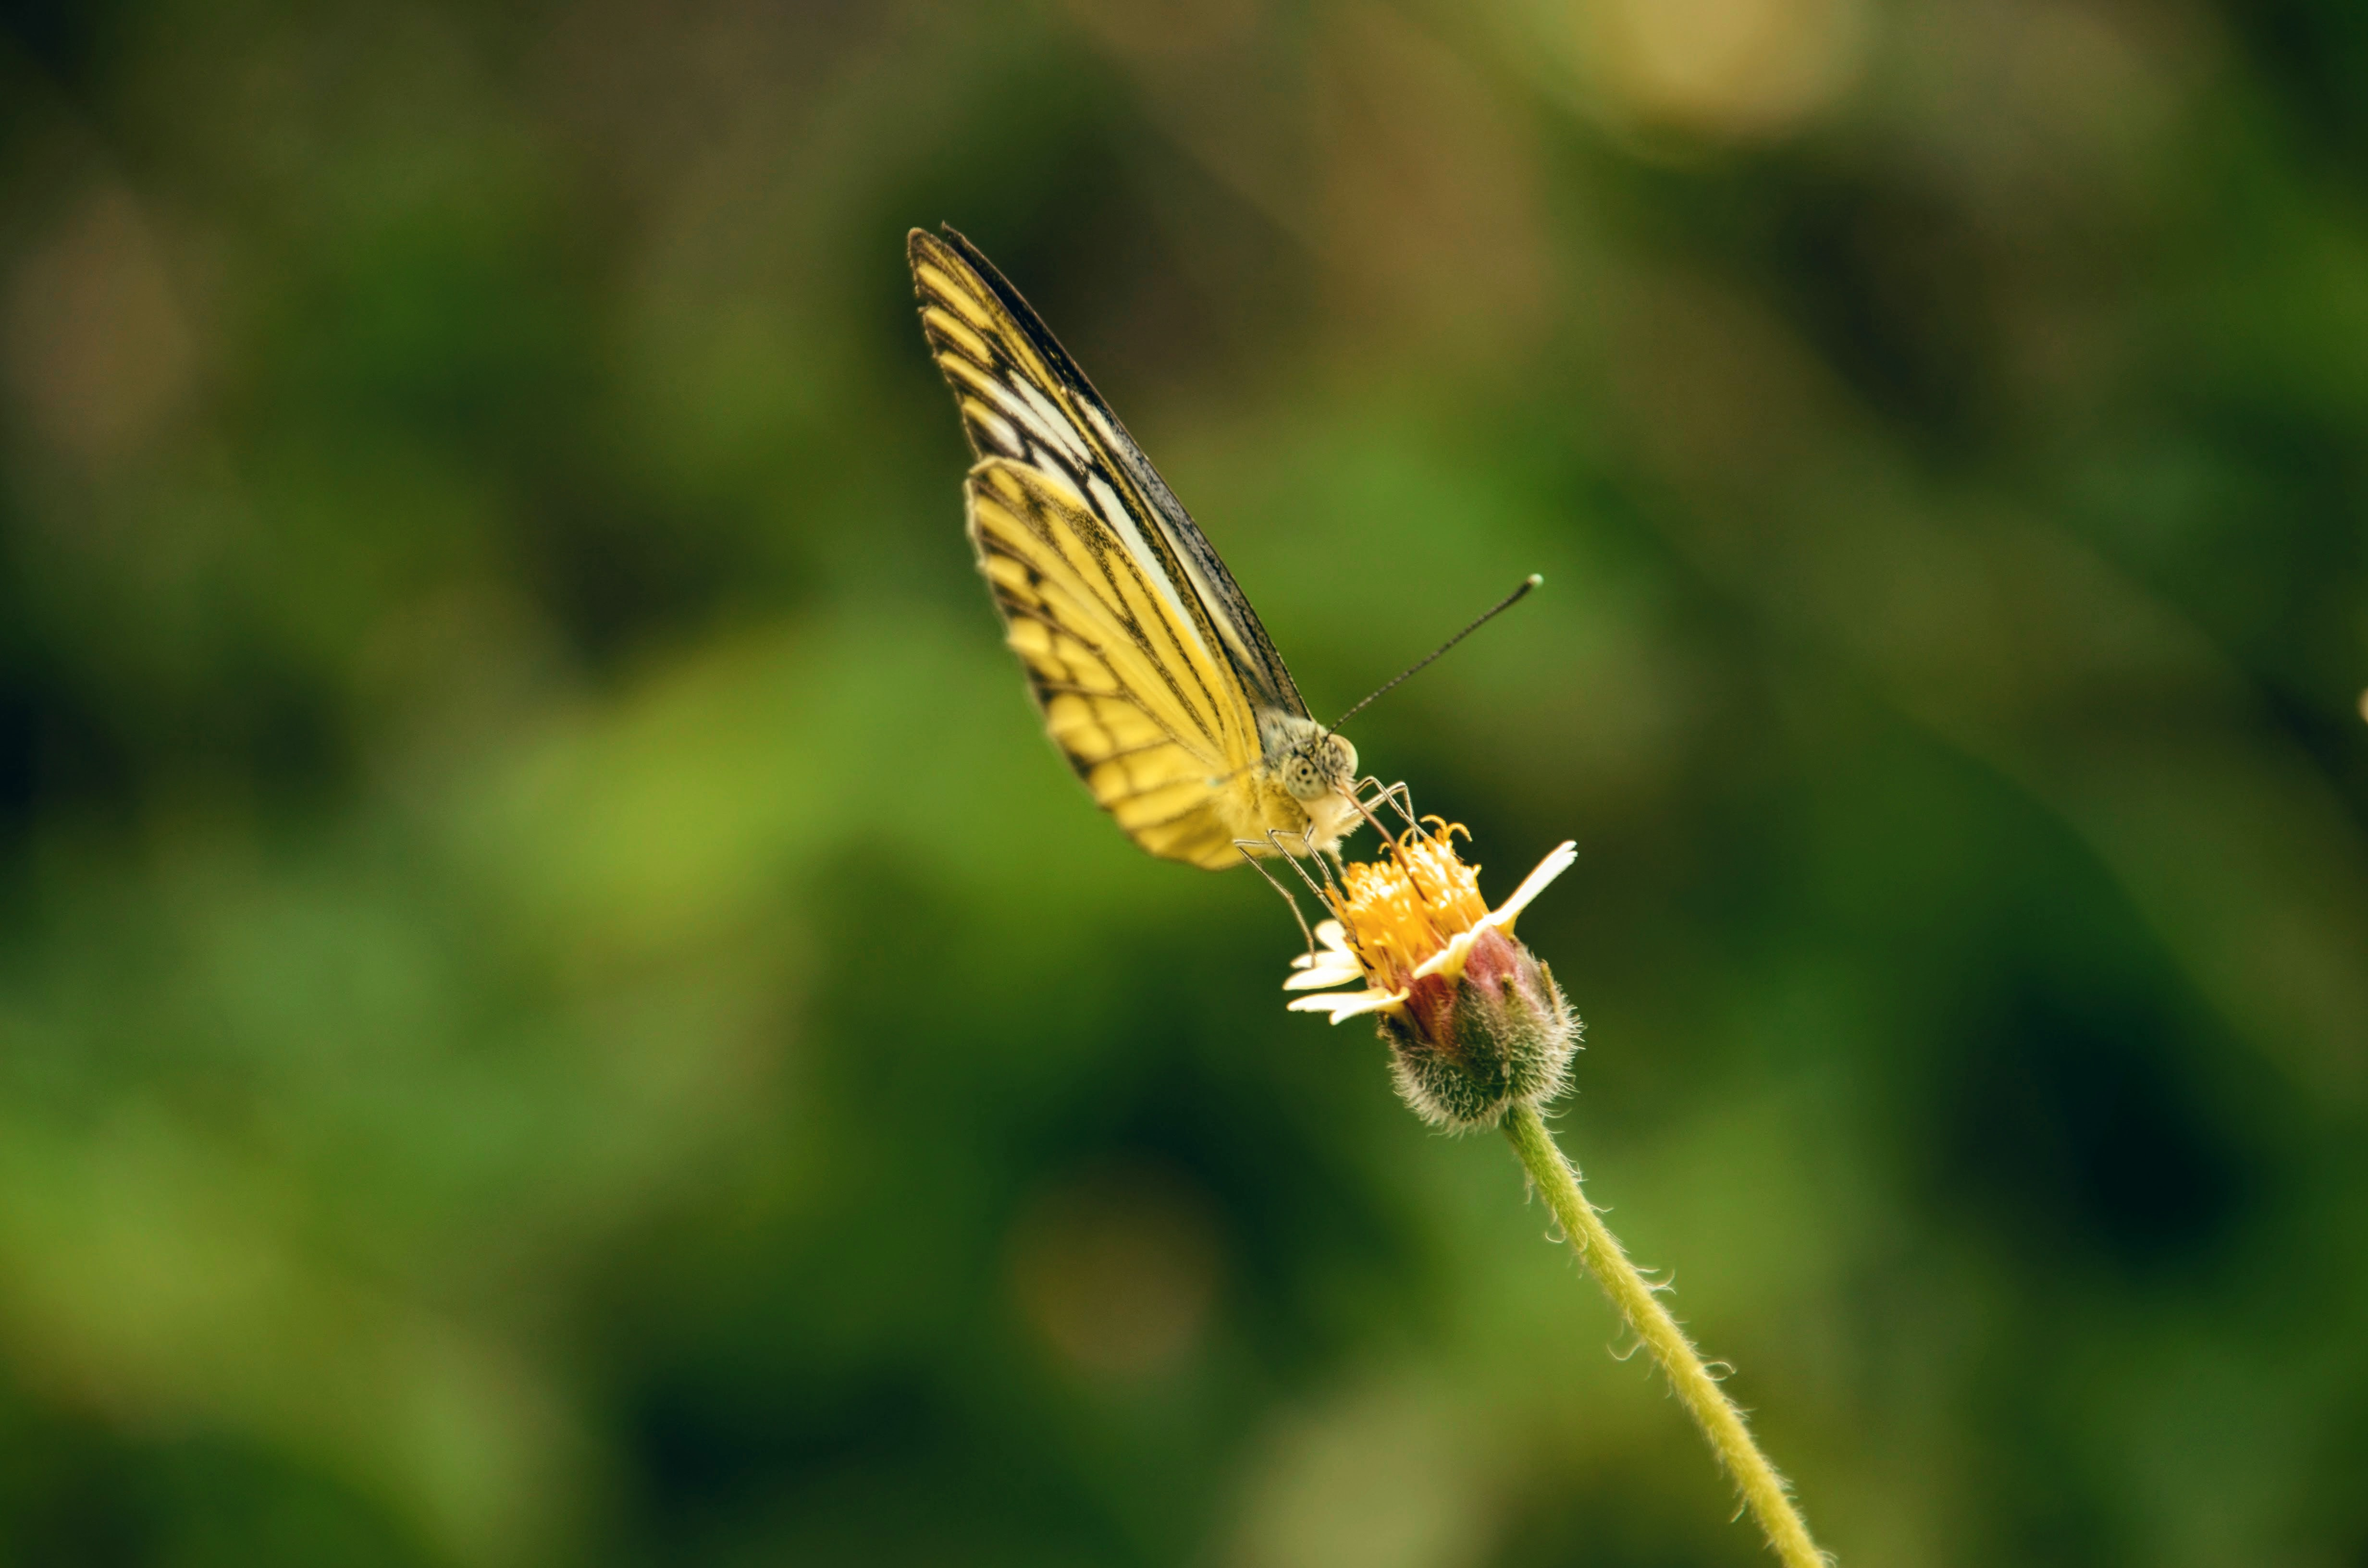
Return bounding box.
[1501,1101,1827,1568]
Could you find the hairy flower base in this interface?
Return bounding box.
[1287,824,1582,1130]
[1381,924,1580,1129]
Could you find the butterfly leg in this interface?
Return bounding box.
[1347,777,1418,851]
[1272,826,1348,912]
[1373,777,1420,833]
[1301,834,1350,904]
[1265,825,1347,906]
[1234,837,1319,955]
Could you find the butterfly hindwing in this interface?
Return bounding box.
[966,459,1251,869]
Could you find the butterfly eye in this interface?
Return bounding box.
[1280,753,1325,802]
[1326,734,1358,779]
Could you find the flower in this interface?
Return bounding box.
[1285,817,1581,1129]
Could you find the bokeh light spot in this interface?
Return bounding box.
[1006,1161,1223,1382]
[1572,0,1869,140]
[3,185,195,462]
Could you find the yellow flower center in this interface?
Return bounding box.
[1326,820,1491,991]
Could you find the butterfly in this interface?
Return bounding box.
[908,224,1363,870]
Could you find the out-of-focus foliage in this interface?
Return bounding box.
[1,0,2364,1563]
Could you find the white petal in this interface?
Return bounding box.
[1285,919,1365,989]
[1491,841,1577,932]
[1287,988,1407,1023]
[1284,959,1366,992]
[1409,927,1480,983]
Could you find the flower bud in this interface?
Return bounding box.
[1383,922,1580,1130]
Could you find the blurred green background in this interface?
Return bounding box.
[2,0,2366,1563]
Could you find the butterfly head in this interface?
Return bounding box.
[1277,725,1358,804]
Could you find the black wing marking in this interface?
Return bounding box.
[909,225,1310,725]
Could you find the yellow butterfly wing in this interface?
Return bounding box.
[911,225,1330,868]
[967,459,1250,868]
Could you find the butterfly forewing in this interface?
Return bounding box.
[911,224,1355,869]
[909,228,1308,722]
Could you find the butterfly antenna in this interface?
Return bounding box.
[1327,574,1542,734]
